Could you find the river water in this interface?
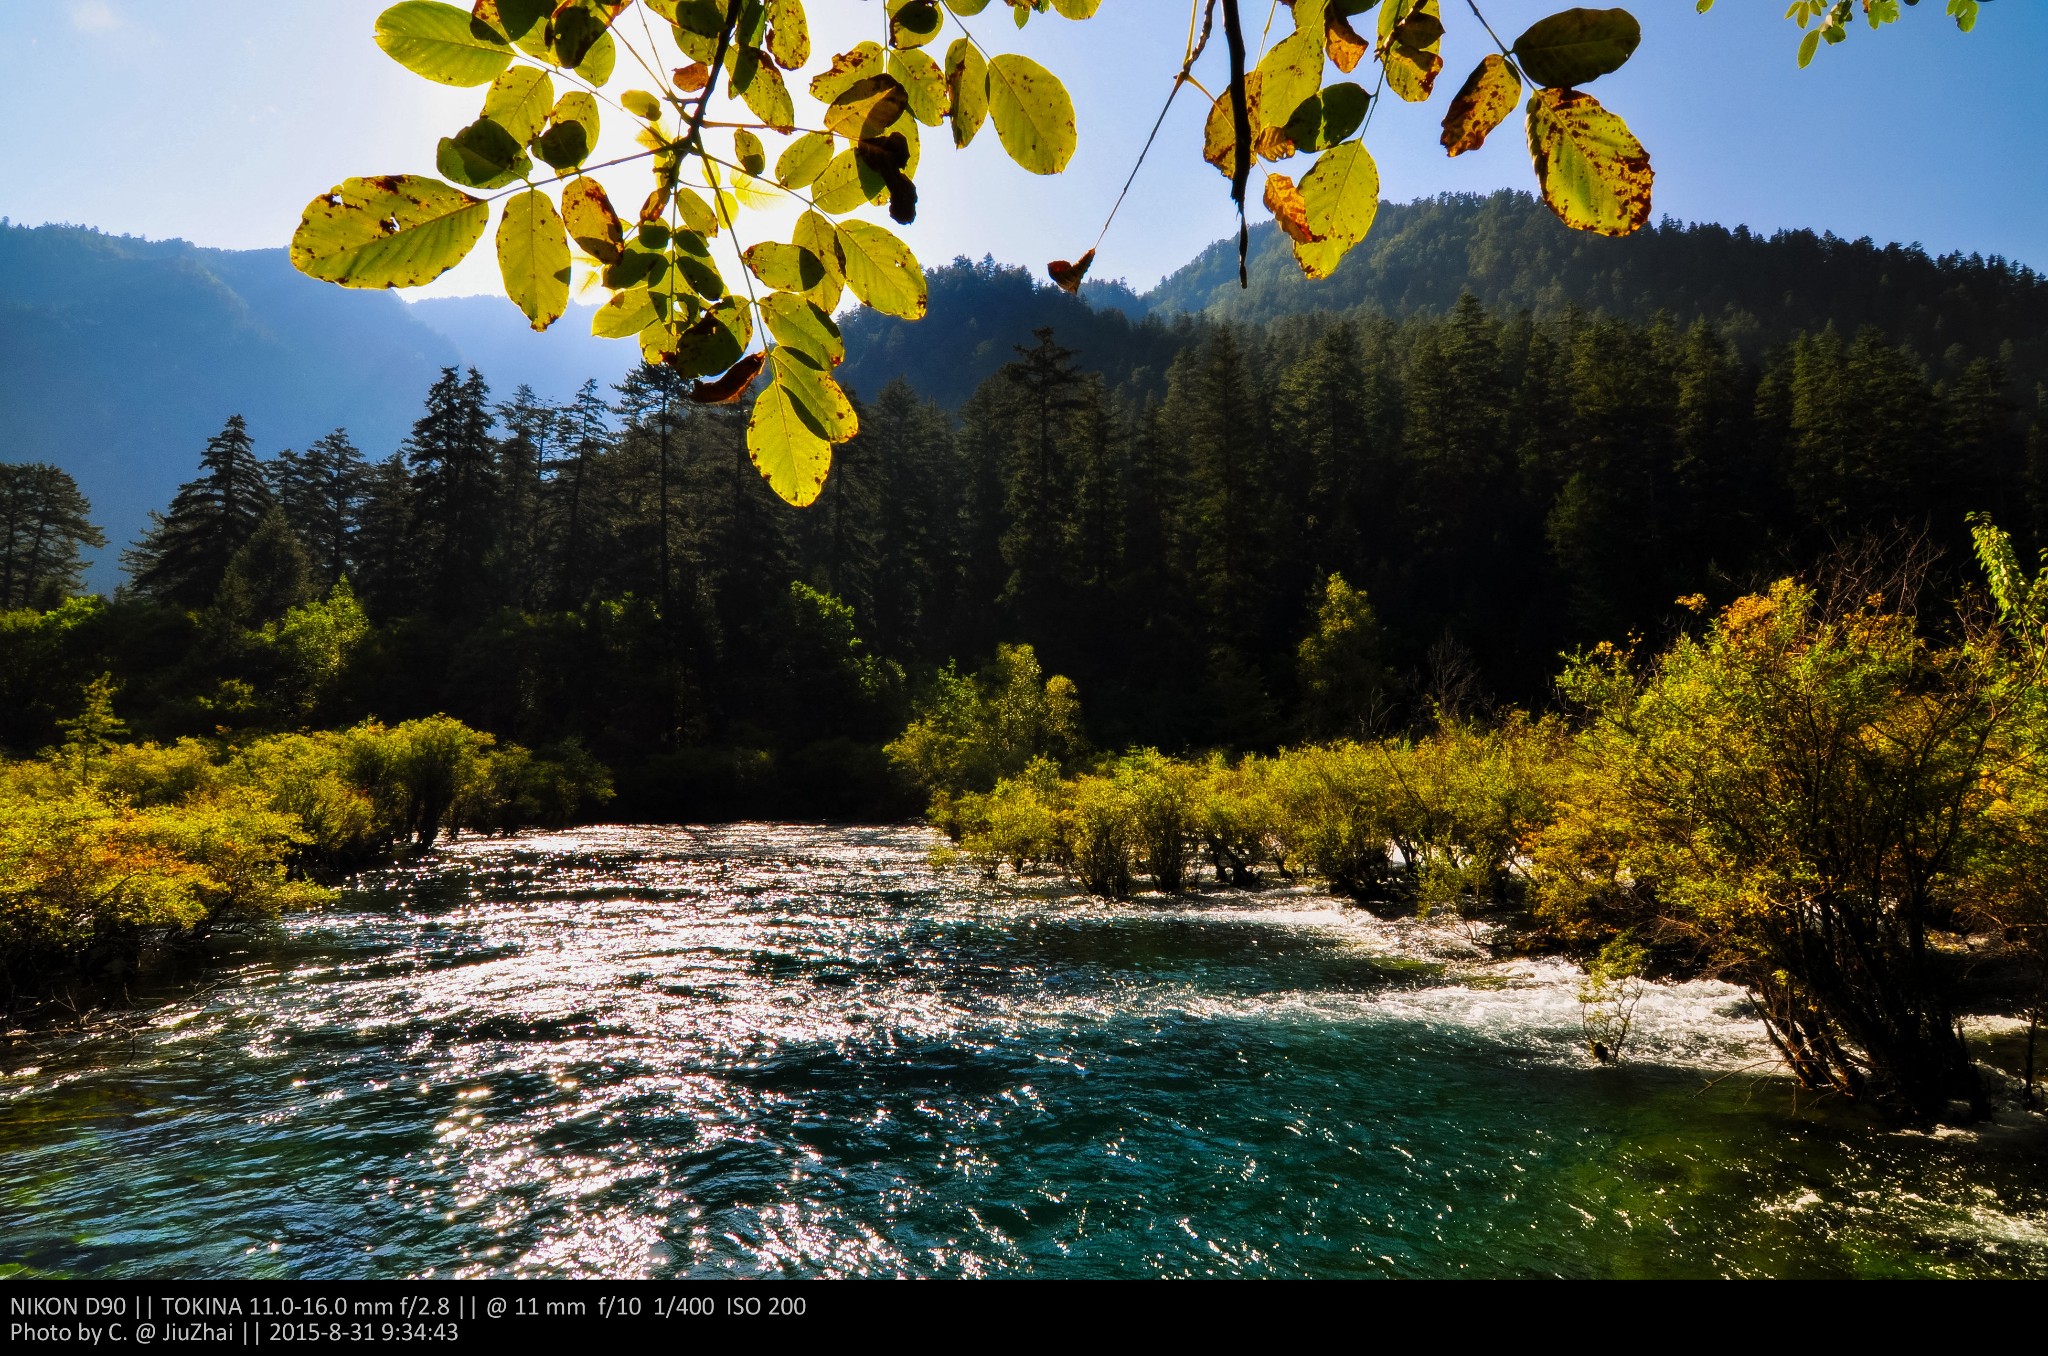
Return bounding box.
[3,824,2044,1279]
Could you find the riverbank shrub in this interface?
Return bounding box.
[1531,578,1999,1122]
[0,770,328,998]
[906,537,2048,1122]
[0,686,616,1003]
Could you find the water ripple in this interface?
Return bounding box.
[1,824,2043,1278]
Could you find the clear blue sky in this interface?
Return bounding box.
[3,1,2044,297]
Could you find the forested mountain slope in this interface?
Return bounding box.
[833,257,1195,410]
[1146,191,2048,380]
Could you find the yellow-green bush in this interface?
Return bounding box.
[0,768,329,991]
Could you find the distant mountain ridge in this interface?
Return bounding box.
[8,192,2047,588]
[1145,191,2048,363]
[0,224,632,587]
[832,191,2048,417]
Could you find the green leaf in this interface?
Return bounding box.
[1255,10,1327,133]
[483,66,555,144]
[810,147,889,213]
[945,39,988,148]
[735,47,797,131]
[545,0,627,71]
[1511,8,1642,88]
[744,241,828,292]
[374,2,512,87]
[674,186,722,237]
[497,187,571,330]
[792,210,846,311]
[748,370,834,507]
[670,230,728,299]
[436,118,532,189]
[887,0,944,49]
[735,128,767,174]
[767,345,856,443]
[292,175,490,288]
[777,131,835,188]
[1525,86,1653,236]
[1284,81,1370,152]
[985,53,1076,174]
[1289,141,1380,280]
[759,291,845,368]
[592,287,660,337]
[604,243,668,291]
[669,297,753,377]
[532,91,600,169]
[835,219,927,318]
[889,49,951,126]
[621,88,664,121]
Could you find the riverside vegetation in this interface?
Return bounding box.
[5,214,2048,1123]
[887,534,2048,1126]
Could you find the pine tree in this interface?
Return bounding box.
[495,386,558,610]
[125,413,272,607]
[404,368,498,618]
[997,329,1086,641]
[615,363,693,616]
[0,463,104,608]
[272,429,367,588]
[351,454,418,616]
[215,506,316,626]
[551,379,614,607]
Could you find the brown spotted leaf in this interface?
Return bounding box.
[561,177,625,262]
[1441,53,1522,156]
[672,62,710,93]
[689,350,766,405]
[1376,0,1444,104]
[1047,248,1094,294]
[1263,172,1321,245]
[1326,7,1369,73]
[1525,87,1652,237]
[1203,73,1264,177]
[823,74,910,140]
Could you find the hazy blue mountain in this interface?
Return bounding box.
[0,224,635,588]
[404,294,636,406]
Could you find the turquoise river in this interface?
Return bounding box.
[3,825,2045,1278]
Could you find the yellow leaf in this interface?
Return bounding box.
[1263,173,1321,244]
[748,373,834,506]
[1290,141,1380,280]
[1441,53,1522,157]
[496,187,571,331]
[1525,87,1653,237]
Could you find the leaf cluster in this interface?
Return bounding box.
[295,0,1095,507]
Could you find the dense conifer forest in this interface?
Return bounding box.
[7,209,2048,820]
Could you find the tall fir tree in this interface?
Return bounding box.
[272,428,367,588]
[0,463,103,609]
[403,368,499,619]
[125,413,272,607]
